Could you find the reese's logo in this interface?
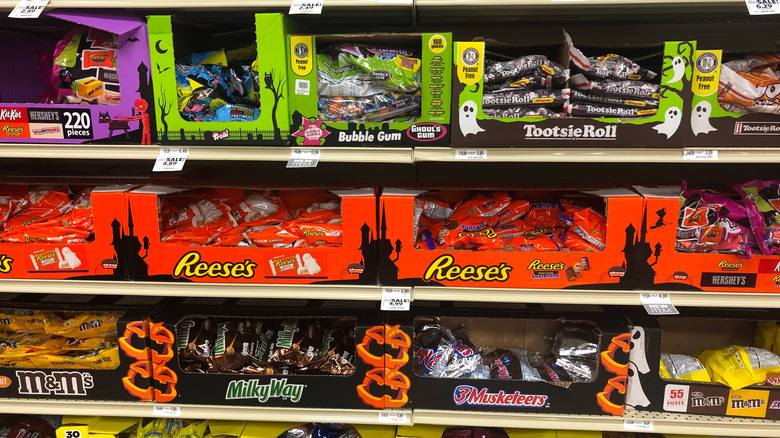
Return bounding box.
[718,260,743,271]
[527,259,565,279]
[0,255,13,273]
[423,254,511,282]
[173,251,257,279]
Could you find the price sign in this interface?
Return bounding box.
[289,0,324,14]
[745,0,780,15]
[381,287,411,311]
[9,0,50,18]
[153,405,181,417]
[623,420,654,431]
[683,149,718,161]
[455,149,488,160]
[286,149,321,168]
[153,148,188,172]
[377,411,409,424]
[640,293,679,315]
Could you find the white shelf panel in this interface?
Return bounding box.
[0,399,411,425]
[414,409,780,437]
[413,286,780,308]
[0,144,413,164]
[0,279,384,300]
[414,147,780,164]
[0,0,412,9]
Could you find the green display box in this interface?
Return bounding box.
[147,14,294,145]
[288,33,452,147]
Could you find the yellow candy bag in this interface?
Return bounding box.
[754,321,779,351]
[660,353,710,382]
[27,346,120,370]
[0,309,48,332]
[44,311,121,338]
[698,345,780,390]
[66,336,117,351]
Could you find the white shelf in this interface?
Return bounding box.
[0,144,414,164]
[414,147,780,164]
[416,0,742,5]
[414,409,780,437]
[0,399,412,425]
[0,279,385,300]
[412,286,780,308]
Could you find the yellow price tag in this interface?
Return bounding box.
[57,426,89,438]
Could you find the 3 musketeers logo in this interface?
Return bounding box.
[452,385,548,408]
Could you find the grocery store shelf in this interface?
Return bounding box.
[0,144,414,164]
[414,409,780,437]
[0,399,412,425]
[413,286,780,308]
[417,0,741,5]
[0,279,385,300]
[0,0,411,10]
[414,147,780,164]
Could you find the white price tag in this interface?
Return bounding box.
[639,293,679,315]
[455,149,488,160]
[295,79,311,96]
[381,287,411,311]
[153,148,188,172]
[683,149,718,161]
[289,0,324,14]
[745,0,780,15]
[377,411,408,424]
[152,405,181,417]
[9,0,49,18]
[623,420,654,431]
[286,149,321,168]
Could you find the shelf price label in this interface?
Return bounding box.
[454,149,488,160]
[377,411,409,424]
[639,293,679,315]
[623,420,654,431]
[287,149,321,168]
[56,426,89,438]
[289,0,324,14]
[381,287,411,311]
[745,0,780,15]
[683,149,718,161]
[9,0,50,18]
[153,148,189,172]
[153,405,181,417]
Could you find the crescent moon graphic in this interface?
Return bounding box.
[155,40,168,54]
[471,83,480,93]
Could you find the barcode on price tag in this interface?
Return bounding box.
[9,0,50,18]
[153,405,181,417]
[683,149,718,161]
[623,420,654,431]
[286,149,321,168]
[295,79,310,96]
[455,149,488,160]
[745,0,780,15]
[381,287,411,311]
[289,0,324,14]
[153,148,189,172]
[639,293,679,315]
[377,411,408,424]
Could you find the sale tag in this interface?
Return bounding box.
[623,420,654,431]
[56,426,89,438]
[152,405,181,417]
[640,293,679,315]
[9,0,50,18]
[289,0,324,14]
[455,149,488,160]
[745,0,780,15]
[286,149,321,168]
[377,411,408,424]
[683,149,718,161]
[381,287,411,311]
[153,148,188,172]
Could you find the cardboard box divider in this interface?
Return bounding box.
[0,10,154,144]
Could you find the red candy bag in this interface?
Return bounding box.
[289,222,343,247]
[244,224,301,247]
[571,208,607,251]
[4,188,72,232]
[449,192,511,224]
[230,191,289,227]
[495,199,531,225]
[524,202,561,228]
[294,200,341,222]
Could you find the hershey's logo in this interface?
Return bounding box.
[16,370,94,396]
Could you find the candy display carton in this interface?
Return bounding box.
[633,185,780,293]
[0,10,153,144]
[0,184,138,281]
[387,304,630,416]
[147,14,295,145]
[451,35,695,148]
[625,307,780,419]
[378,187,643,290]
[122,185,377,284]
[0,294,162,402]
[686,49,780,147]
[151,298,393,410]
[288,33,452,147]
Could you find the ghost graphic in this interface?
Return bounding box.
[653,106,682,139]
[626,362,651,408]
[669,56,685,84]
[629,327,650,374]
[691,101,717,136]
[459,100,484,137]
